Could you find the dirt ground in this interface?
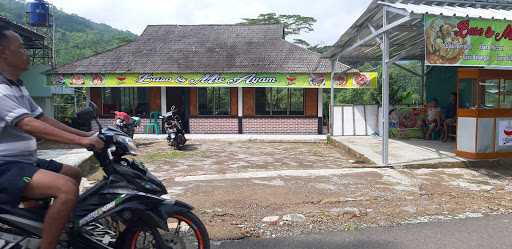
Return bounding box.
[86,140,512,241]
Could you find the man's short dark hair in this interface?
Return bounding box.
[0,24,12,47]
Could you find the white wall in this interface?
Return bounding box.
[333,105,378,136]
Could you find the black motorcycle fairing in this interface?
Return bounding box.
[112,163,167,196]
[158,200,193,217]
[74,174,128,219]
[93,192,170,231]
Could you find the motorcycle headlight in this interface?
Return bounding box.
[116,136,138,155]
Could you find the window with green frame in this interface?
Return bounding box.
[198,88,230,115]
[255,88,304,115]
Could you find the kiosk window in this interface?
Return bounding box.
[501,80,512,108]
[481,79,499,108]
[459,79,477,108]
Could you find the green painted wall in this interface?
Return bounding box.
[425,67,457,107]
[21,64,52,97]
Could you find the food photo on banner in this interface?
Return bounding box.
[425,15,512,67]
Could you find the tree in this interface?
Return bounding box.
[240,13,334,54]
[292,38,311,48]
[240,13,316,38]
[307,44,332,54]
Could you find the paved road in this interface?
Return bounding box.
[214,214,512,249]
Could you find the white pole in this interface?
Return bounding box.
[318,87,323,118]
[238,87,243,117]
[318,87,323,134]
[329,59,336,136]
[382,7,390,166]
[238,87,243,133]
[161,87,167,114]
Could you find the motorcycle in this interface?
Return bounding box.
[0,102,210,249]
[162,106,186,150]
[114,111,141,139]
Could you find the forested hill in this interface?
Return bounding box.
[0,0,137,65]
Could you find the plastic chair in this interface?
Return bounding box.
[145,112,160,134]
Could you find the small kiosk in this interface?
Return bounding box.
[457,69,512,159]
[323,0,512,164]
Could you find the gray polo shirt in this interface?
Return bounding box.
[0,74,43,164]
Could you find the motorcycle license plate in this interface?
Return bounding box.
[170,133,176,138]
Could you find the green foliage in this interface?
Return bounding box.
[322,61,423,120]
[333,62,422,106]
[240,13,316,37]
[0,0,137,65]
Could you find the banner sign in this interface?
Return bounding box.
[425,15,512,67]
[50,72,378,89]
[498,120,512,146]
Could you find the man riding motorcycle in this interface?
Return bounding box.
[0,25,104,249]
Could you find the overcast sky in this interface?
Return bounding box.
[46,0,372,46]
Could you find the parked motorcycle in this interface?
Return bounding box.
[114,111,141,138]
[0,102,210,249]
[162,106,187,150]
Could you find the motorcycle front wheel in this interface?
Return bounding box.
[119,211,209,249]
[161,211,210,249]
[119,224,165,249]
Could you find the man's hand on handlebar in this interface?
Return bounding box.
[80,135,104,152]
[84,131,98,137]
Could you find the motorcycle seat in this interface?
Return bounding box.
[0,205,46,222]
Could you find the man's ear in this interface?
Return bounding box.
[0,46,7,59]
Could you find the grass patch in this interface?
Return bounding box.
[140,151,186,162]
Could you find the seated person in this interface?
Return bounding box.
[424,98,441,140]
[441,92,457,142]
[389,108,400,128]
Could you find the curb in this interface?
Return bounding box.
[328,136,375,165]
[327,136,511,169]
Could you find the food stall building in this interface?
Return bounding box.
[51,24,376,134]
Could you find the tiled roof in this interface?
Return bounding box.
[54,24,353,74]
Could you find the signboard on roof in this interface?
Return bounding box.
[50,72,378,89]
[425,15,512,67]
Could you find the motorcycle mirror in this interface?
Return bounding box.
[77,100,103,132]
[76,106,96,123]
[87,100,99,115]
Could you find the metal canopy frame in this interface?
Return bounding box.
[324,0,512,166]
